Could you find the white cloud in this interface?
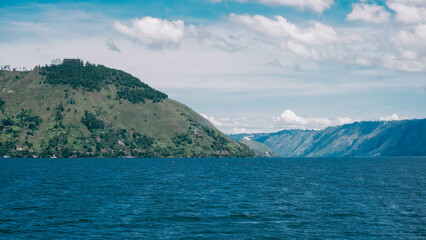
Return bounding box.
[387,0,426,24]
[201,114,224,126]
[258,0,333,13]
[382,54,426,71]
[393,24,426,47]
[276,110,360,129]
[112,17,185,49]
[381,22,426,71]
[232,128,248,134]
[279,109,332,127]
[285,41,319,58]
[401,50,418,59]
[230,14,339,46]
[208,0,247,2]
[337,117,355,125]
[347,3,390,23]
[380,113,400,121]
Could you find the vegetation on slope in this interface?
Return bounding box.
[40,59,167,103]
[0,60,253,158]
[241,140,277,157]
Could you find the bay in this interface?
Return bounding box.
[1,158,425,239]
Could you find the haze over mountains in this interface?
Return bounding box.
[230,119,426,157]
[0,59,253,158]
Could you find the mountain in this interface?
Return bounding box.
[229,119,426,157]
[230,130,316,157]
[240,139,277,157]
[0,59,253,158]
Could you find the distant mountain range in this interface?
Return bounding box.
[229,119,426,157]
[0,59,253,158]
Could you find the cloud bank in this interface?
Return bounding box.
[202,109,359,134]
[202,110,415,134]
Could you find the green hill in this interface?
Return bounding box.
[0,59,253,158]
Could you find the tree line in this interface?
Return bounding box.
[40,58,168,104]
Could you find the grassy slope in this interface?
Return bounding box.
[0,69,253,158]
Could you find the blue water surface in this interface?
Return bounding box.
[0,158,425,239]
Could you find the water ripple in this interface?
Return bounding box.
[0,157,425,239]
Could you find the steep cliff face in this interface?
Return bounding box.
[0,60,253,158]
[229,119,426,157]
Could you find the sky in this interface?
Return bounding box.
[0,0,425,134]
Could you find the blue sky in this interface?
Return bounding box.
[0,0,425,133]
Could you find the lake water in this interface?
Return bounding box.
[0,158,425,239]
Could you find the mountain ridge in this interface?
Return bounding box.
[229,119,426,157]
